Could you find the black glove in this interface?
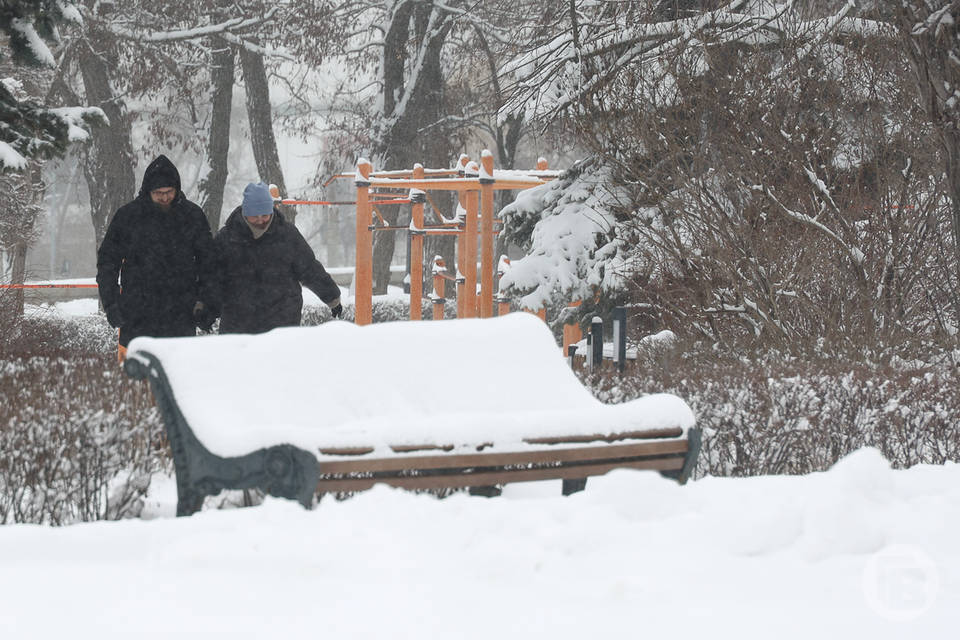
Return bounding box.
[104,303,124,329]
[193,302,216,332]
[330,303,343,319]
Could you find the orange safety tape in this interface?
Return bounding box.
[280,198,410,206]
[0,284,98,289]
[280,199,352,206]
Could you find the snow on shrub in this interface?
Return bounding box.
[584,349,960,478]
[498,158,629,311]
[0,357,166,524]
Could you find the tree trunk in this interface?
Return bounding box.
[945,130,960,271]
[493,113,524,292]
[10,240,26,317]
[372,5,452,294]
[76,36,135,247]
[239,46,293,224]
[896,1,960,304]
[198,38,235,233]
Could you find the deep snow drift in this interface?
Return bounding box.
[0,449,954,638]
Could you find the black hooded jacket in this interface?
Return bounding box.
[215,206,340,334]
[96,155,218,346]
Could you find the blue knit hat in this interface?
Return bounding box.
[242,182,275,217]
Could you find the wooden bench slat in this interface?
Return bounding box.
[316,456,685,493]
[523,427,684,445]
[318,439,689,474]
[316,427,685,457]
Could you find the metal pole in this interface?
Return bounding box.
[591,316,603,369]
[567,344,578,369]
[612,306,626,373]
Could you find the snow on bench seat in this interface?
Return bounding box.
[127,313,694,459]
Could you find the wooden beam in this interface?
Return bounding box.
[409,164,425,321]
[354,159,373,325]
[365,178,546,191]
[480,152,495,318]
[316,457,685,493]
[318,439,689,474]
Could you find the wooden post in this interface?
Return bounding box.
[562,300,583,358]
[479,150,495,318]
[455,156,471,318]
[354,158,373,326]
[409,165,425,321]
[431,256,447,321]
[463,188,479,318]
[536,157,549,171]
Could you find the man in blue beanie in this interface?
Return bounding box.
[214,182,342,334]
[96,154,219,360]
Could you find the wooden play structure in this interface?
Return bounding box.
[345,150,557,325]
[276,149,587,355]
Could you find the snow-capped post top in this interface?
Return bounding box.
[465,161,479,177]
[355,158,372,185]
[457,154,470,173]
[480,149,494,183]
[432,255,447,274]
[268,184,281,201]
[497,255,511,276]
[536,157,549,171]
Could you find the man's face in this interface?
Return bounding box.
[246,213,272,230]
[150,187,176,211]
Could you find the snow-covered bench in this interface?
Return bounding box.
[124,313,700,516]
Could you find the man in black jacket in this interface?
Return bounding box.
[215,182,342,334]
[96,155,219,357]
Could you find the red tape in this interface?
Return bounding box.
[0,284,98,289]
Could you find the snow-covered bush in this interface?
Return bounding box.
[301,297,456,326]
[0,357,167,525]
[0,305,115,358]
[499,158,630,315]
[499,4,960,353]
[584,346,960,478]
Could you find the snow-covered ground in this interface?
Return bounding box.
[25,284,360,318]
[0,449,954,638]
[5,286,955,638]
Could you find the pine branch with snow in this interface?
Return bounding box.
[0,2,104,171]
